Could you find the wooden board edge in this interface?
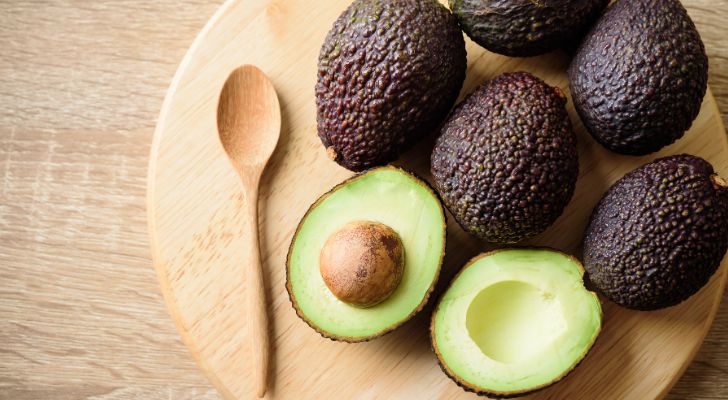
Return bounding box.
[656,89,728,400]
[146,1,238,399]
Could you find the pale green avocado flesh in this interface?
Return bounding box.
[432,248,602,396]
[287,167,446,341]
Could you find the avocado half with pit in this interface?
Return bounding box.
[287,166,446,342]
[431,248,602,397]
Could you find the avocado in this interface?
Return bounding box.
[569,0,708,155]
[583,155,728,310]
[431,72,578,244]
[449,0,608,57]
[286,166,446,341]
[316,0,467,171]
[431,248,602,397]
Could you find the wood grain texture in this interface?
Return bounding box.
[1,1,727,399]
[148,1,728,399]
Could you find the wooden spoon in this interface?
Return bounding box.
[217,65,280,398]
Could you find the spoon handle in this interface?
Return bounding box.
[244,183,269,398]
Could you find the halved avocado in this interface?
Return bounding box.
[431,248,602,397]
[287,166,446,342]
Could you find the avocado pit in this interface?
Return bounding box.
[319,221,405,308]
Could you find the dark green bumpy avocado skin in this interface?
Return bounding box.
[431,72,578,244]
[449,0,608,57]
[316,0,467,171]
[569,0,708,155]
[583,155,728,310]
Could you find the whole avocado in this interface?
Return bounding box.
[583,155,728,310]
[569,0,708,155]
[449,0,608,57]
[316,0,467,171]
[431,72,578,244]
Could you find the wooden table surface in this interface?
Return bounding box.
[1,1,727,399]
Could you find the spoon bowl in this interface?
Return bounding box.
[218,65,281,170]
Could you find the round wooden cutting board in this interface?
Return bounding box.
[147,1,728,399]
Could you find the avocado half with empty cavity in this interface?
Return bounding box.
[431,248,602,397]
[287,166,446,342]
